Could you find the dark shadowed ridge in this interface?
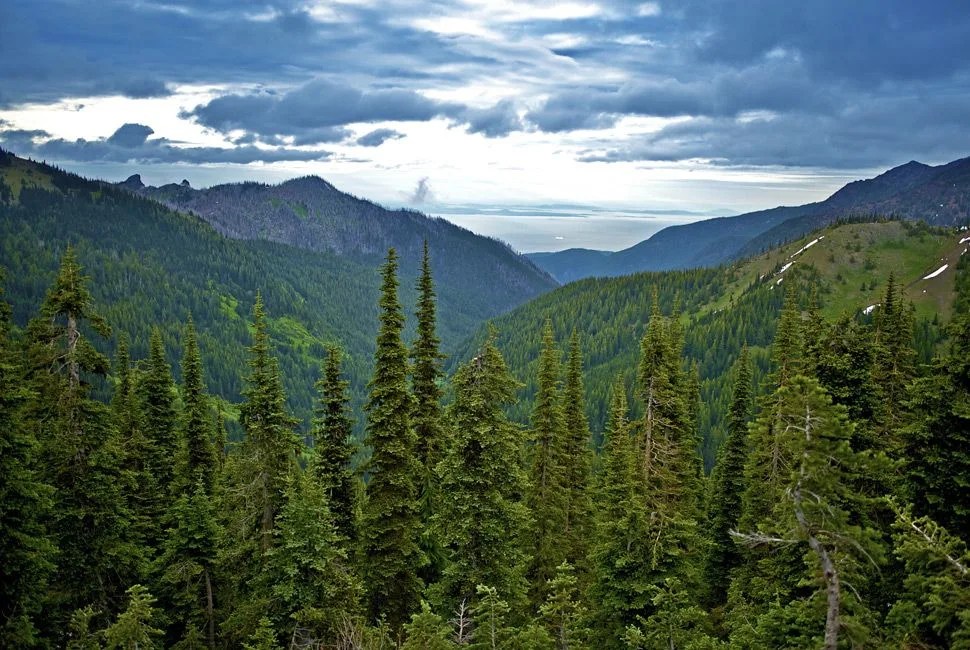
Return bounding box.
[528,156,970,282]
[121,172,558,314]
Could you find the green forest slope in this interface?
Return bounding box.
[458,219,966,465]
[0,151,549,429]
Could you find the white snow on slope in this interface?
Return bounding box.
[776,261,794,275]
[960,236,970,244]
[790,235,824,259]
[922,264,949,280]
[863,304,878,315]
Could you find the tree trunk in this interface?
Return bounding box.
[205,566,215,650]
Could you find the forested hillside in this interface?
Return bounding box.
[467,220,966,465]
[529,156,970,282]
[1,229,967,649]
[123,169,556,303]
[0,150,553,428]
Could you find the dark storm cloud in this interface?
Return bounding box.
[0,0,485,108]
[0,123,328,165]
[183,79,464,142]
[460,100,524,138]
[580,86,970,168]
[356,129,405,147]
[4,0,970,171]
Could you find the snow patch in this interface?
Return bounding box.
[863,304,878,316]
[776,261,794,275]
[922,264,949,280]
[789,235,823,259]
[776,277,784,285]
[959,236,970,244]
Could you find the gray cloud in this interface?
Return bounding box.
[580,88,970,168]
[183,79,463,143]
[356,128,405,147]
[0,123,329,165]
[3,0,970,172]
[107,123,155,148]
[461,100,523,138]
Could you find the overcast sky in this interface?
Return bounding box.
[2,1,969,251]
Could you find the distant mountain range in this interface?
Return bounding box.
[527,156,970,282]
[119,173,556,300]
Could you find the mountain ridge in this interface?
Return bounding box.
[528,156,970,282]
[121,172,557,299]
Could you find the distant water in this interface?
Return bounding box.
[434,210,708,253]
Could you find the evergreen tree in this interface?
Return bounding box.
[469,586,515,650]
[526,319,568,604]
[588,380,646,646]
[411,241,447,586]
[360,249,423,632]
[220,292,300,643]
[435,330,529,612]
[236,292,301,553]
[0,279,55,647]
[243,617,281,650]
[179,317,218,492]
[903,297,970,534]
[104,585,163,650]
[539,562,590,650]
[887,501,970,648]
[732,376,884,650]
[702,347,752,608]
[633,298,702,578]
[402,602,456,650]
[261,472,362,646]
[771,283,805,387]
[871,272,916,443]
[309,345,357,544]
[25,247,137,632]
[137,327,179,514]
[112,337,157,579]
[560,330,593,574]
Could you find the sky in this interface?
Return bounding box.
[2,1,969,252]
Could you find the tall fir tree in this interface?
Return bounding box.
[634,296,703,574]
[434,329,529,613]
[588,379,649,647]
[903,290,970,535]
[0,278,55,647]
[360,249,423,632]
[308,345,357,544]
[220,292,300,643]
[137,327,179,518]
[871,271,916,445]
[561,330,593,575]
[237,292,301,552]
[526,319,568,605]
[156,478,221,649]
[112,337,157,575]
[411,241,447,585]
[178,316,219,492]
[25,247,138,635]
[702,346,752,609]
[155,320,221,649]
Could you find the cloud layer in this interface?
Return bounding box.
[2,0,970,169]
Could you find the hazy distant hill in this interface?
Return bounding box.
[122,173,557,303]
[528,157,970,282]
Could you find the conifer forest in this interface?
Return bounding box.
[2,233,969,650]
